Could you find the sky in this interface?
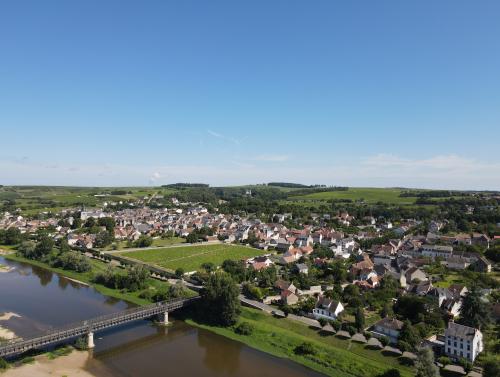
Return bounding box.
[1,1,499,190]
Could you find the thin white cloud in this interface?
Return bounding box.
[1,154,499,190]
[207,129,241,145]
[251,154,290,162]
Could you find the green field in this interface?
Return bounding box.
[0,186,174,215]
[121,244,265,272]
[291,187,416,205]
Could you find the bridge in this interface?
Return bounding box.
[0,296,200,359]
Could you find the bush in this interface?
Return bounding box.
[318,317,328,327]
[294,342,316,356]
[397,340,412,352]
[378,369,401,377]
[438,356,451,366]
[458,358,473,373]
[234,322,254,336]
[483,360,500,377]
[175,268,185,278]
[379,336,390,346]
[0,357,8,370]
[74,336,88,350]
[330,320,341,331]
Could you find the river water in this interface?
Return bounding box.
[0,256,323,377]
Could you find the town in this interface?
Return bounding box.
[0,184,498,377]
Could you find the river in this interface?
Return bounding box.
[0,256,323,377]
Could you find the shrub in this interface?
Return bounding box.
[437,356,451,366]
[378,369,401,377]
[330,320,341,331]
[0,357,8,370]
[294,342,316,356]
[397,340,412,352]
[75,336,88,350]
[318,317,328,327]
[458,358,473,373]
[379,336,390,346]
[234,322,254,336]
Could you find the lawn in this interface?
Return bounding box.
[186,307,413,377]
[290,187,416,205]
[121,244,266,272]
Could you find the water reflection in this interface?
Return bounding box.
[31,265,53,286]
[0,256,324,377]
[198,329,242,374]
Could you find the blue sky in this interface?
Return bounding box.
[1,1,499,189]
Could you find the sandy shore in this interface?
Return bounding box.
[2,351,99,377]
[0,312,20,340]
[0,264,14,273]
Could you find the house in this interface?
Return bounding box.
[473,256,492,273]
[420,245,453,259]
[371,317,404,344]
[444,322,483,362]
[312,296,344,321]
[296,263,309,275]
[404,267,428,284]
[472,233,490,248]
[281,289,299,305]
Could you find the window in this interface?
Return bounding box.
[448,340,451,346]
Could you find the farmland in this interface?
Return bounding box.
[289,187,416,205]
[120,243,266,272]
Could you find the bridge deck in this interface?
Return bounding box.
[0,296,199,358]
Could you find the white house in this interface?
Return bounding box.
[371,317,404,344]
[444,322,483,362]
[312,296,344,321]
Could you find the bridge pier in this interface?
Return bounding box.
[159,311,169,325]
[87,332,95,349]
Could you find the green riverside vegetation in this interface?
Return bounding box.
[186,307,413,377]
[4,253,194,306]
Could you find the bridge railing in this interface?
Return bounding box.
[0,296,199,354]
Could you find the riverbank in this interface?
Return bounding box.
[1,350,102,377]
[185,307,413,377]
[3,254,157,306]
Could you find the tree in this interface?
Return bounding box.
[134,235,153,248]
[355,307,365,332]
[95,231,114,248]
[459,285,491,329]
[483,360,500,377]
[175,267,185,278]
[17,241,37,259]
[399,320,421,351]
[202,271,241,326]
[34,236,54,259]
[186,232,199,244]
[201,262,215,273]
[415,347,439,377]
[5,228,21,245]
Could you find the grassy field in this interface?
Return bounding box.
[3,254,188,306]
[0,186,174,215]
[186,307,412,377]
[99,237,186,251]
[121,244,265,272]
[290,187,416,205]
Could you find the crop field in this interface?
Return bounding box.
[0,186,174,214]
[121,243,265,272]
[290,187,416,205]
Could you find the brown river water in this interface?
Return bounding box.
[0,256,324,377]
